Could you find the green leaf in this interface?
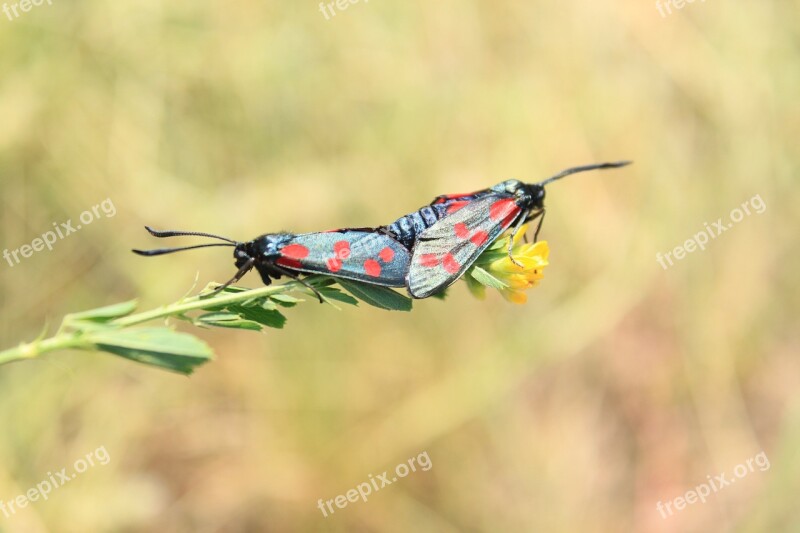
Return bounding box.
[336,279,412,312]
[464,272,487,300]
[271,294,302,307]
[198,312,240,321]
[67,300,138,323]
[260,299,279,311]
[87,327,213,375]
[306,276,336,288]
[319,287,359,306]
[197,312,263,331]
[227,304,287,329]
[240,297,266,308]
[469,267,508,289]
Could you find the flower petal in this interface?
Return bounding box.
[467,234,549,304]
[511,224,529,246]
[500,288,528,304]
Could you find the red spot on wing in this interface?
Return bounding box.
[454,222,470,239]
[502,209,520,227]
[418,254,439,267]
[489,199,517,221]
[333,240,351,259]
[446,200,469,214]
[379,247,395,263]
[442,253,460,274]
[280,244,310,260]
[327,257,342,272]
[364,259,381,277]
[276,257,302,269]
[471,230,489,246]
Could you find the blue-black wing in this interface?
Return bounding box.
[275,230,410,287]
[407,194,522,298]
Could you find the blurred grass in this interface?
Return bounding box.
[1,0,799,531]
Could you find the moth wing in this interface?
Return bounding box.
[407,194,521,298]
[281,231,410,287]
[345,231,410,286]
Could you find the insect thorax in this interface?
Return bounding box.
[491,179,525,194]
[248,233,296,257]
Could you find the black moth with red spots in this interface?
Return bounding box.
[133,161,629,302]
[237,230,409,288]
[386,161,631,298]
[133,227,411,301]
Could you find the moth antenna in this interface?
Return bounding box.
[538,161,632,186]
[144,226,237,244]
[132,242,235,256]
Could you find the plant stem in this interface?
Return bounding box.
[0,281,306,368]
[0,334,88,366]
[111,282,301,327]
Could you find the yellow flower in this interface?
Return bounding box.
[489,241,549,303]
[466,225,550,304]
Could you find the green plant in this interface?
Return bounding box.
[0,277,410,375]
[0,231,549,374]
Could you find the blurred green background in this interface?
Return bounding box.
[1,0,798,531]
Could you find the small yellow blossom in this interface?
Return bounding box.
[466,225,550,304]
[489,241,549,303]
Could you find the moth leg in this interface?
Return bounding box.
[507,214,529,268]
[210,257,255,295]
[273,265,325,303]
[533,209,546,243]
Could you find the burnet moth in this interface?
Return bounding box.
[132,226,411,301]
[382,161,631,298]
[133,161,629,302]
